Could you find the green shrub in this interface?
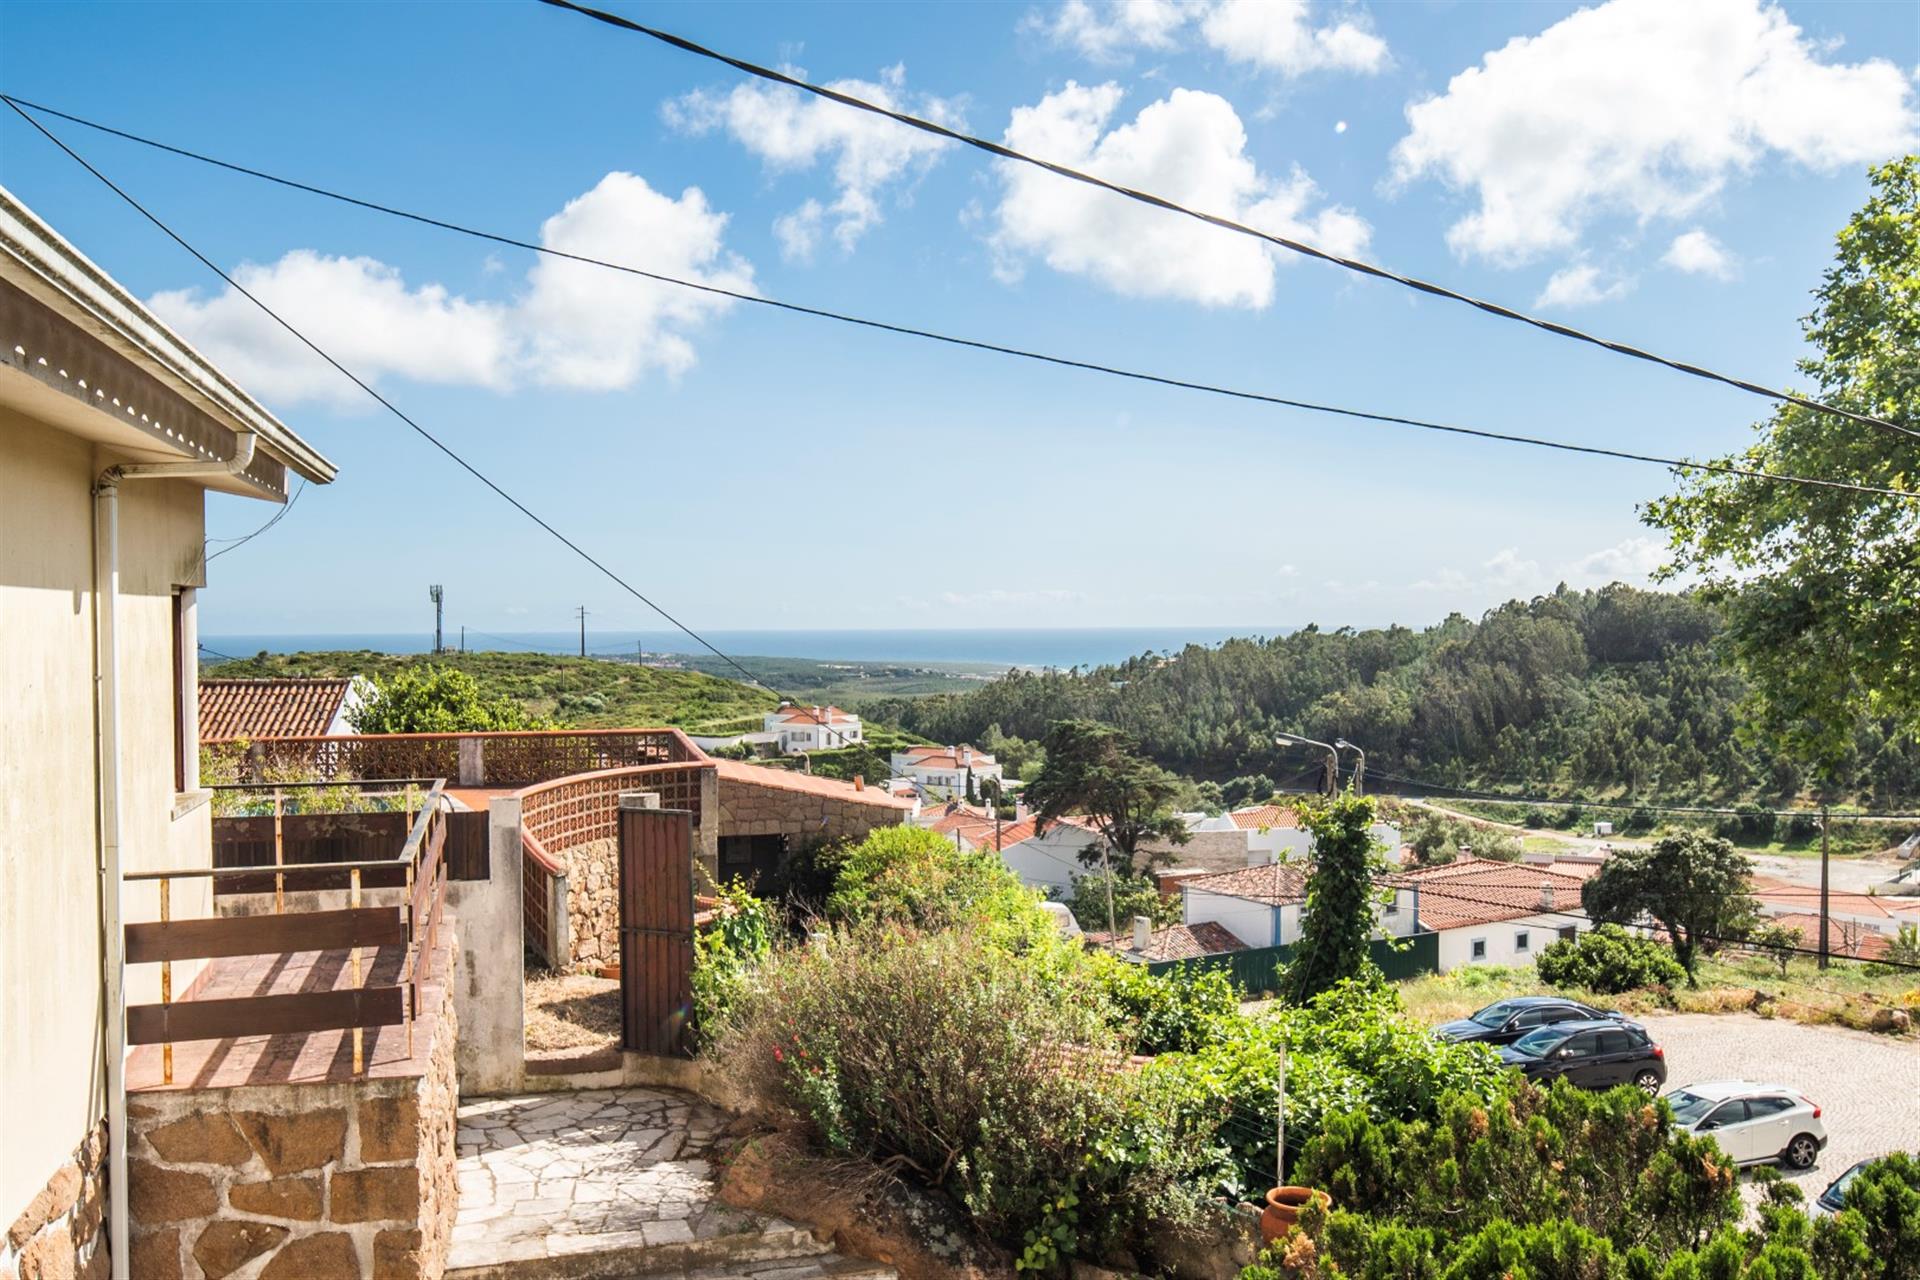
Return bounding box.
[1089,958,1239,1055]
[1064,870,1179,934]
[1716,802,1779,845]
[690,878,777,1043]
[1560,805,1587,830]
[1784,812,1822,844]
[1536,924,1686,994]
[1525,806,1554,829]
[1623,806,1658,834]
[712,925,1220,1268]
[826,825,1050,943]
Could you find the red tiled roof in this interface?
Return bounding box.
[1087,921,1250,961]
[199,678,353,741]
[713,759,912,809]
[1753,882,1920,923]
[1396,859,1589,932]
[1228,804,1303,830]
[772,705,856,725]
[900,747,998,771]
[1182,861,1311,906]
[1759,913,1892,960]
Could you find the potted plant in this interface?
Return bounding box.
[1259,1033,1331,1243]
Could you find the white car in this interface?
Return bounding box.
[1663,1080,1828,1169]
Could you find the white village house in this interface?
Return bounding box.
[892,743,1004,794]
[1180,862,1422,949]
[1393,858,1593,972]
[762,703,863,754]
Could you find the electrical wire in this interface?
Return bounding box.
[198,642,244,663]
[1366,766,1920,821]
[1369,873,1920,974]
[205,476,306,564]
[532,0,1920,444]
[3,96,1916,504]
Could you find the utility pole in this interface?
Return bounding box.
[1818,804,1831,970]
[1277,732,1340,795]
[428,584,444,655]
[575,605,588,658]
[459,625,466,655]
[1336,739,1366,795]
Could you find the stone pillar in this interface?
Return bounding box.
[695,766,720,879]
[456,737,484,787]
[445,797,525,1095]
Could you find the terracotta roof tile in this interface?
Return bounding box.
[1759,913,1892,960]
[1228,804,1303,830]
[1182,862,1311,906]
[772,705,856,725]
[713,758,911,809]
[1395,859,1589,931]
[1088,921,1250,961]
[199,678,353,741]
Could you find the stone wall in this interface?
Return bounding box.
[715,771,909,849]
[3,1122,108,1280]
[563,837,620,970]
[124,970,459,1280]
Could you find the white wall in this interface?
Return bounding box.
[1245,827,1312,864]
[1183,889,1277,948]
[1001,825,1100,898]
[1436,911,1586,973]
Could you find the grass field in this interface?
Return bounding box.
[1395,952,1920,1037]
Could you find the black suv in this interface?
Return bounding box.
[1435,996,1620,1046]
[1496,1018,1667,1092]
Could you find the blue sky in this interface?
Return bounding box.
[2,0,1915,638]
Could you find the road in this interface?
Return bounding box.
[1636,1012,1920,1202]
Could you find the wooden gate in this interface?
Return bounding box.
[617,802,696,1056]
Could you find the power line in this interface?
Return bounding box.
[1369,874,1920,975]
[3,98,1915,504]
[197,642,244,663]
[1368,766,1920,821]
[204,476,306,565]
[532,0,1919,445]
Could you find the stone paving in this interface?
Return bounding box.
[447,1087,839,1277]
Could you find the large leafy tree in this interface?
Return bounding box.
[1025,719,1188,876]
[1581,832,1756,983]
[1645,156,1920,783]
[348,665,542,733]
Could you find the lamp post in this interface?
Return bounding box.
[1335,739,1366,795]
[1276,732,1340,795]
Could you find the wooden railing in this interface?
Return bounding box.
[124,779,450,1081]
[517,762,709,967]
[221,728,707,788]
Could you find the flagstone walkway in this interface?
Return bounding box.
[448,1087,888,1278]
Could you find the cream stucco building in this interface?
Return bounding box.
[1,186,333,1278]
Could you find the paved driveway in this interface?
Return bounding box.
[1636,1012,1920,1200]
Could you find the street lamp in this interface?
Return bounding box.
[1276,732,1340,795]
[1335,739,1366,795]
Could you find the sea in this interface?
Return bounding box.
[199,626,1288,670]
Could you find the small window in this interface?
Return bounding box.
[1746,1096,1796,1118]
[1559,1033,1599,1058]
[1514,930,1531,953]
[1470,938,1488,961]
[1384,895,1399,916]
[1704,1100,1750,1128]
[1558,926,1579,942]
[1595,1030,1632,1055]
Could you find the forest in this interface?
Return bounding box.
[862,584,1920,808]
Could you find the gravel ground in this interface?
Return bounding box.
[1636,1011,1920,1200]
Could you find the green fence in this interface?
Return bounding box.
[1144,930,1440,991]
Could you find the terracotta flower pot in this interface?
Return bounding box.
[1260,1186,1331,1243]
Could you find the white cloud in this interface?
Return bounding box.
[664,65,960,259]
[1534,263,1634,309]
[989,82,1370,307]
[1027,0,1389,77]
[1414,537,1671,598]
[1028,0,1188,62]
[1391,0,1918,265]
[1564,536,1668,585]
[1662,228,1737,279]
[1198,0,1388,76]
[151,173,750,406]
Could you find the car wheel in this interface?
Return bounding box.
[1632,1069,1661,1094]
[1784,1135,1819,1170]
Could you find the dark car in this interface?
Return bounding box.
[1496,1018,1667,1092]
[1814,1160,1871,1216]
[1435,996,1621,1046]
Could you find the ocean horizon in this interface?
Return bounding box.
[200,625,1294,670]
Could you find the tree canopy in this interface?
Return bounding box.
[1581,832,1757,982]
[1645,156,1920,785]
[348,665,544,734]
[1024,719,1189,876]
[1283,790,1393,1003]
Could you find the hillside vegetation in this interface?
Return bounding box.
[863,585,1920,808]
[205,650,776,732]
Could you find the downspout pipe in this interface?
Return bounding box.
[94,433,255,1280]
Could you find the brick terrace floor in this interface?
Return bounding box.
[448,1087,826,1276]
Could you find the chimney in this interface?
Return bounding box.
[1539,882,1555,912]
[854,774,864,791]
[959,744,972,767]
[1014,799,1028,821]
[1132,914,1153,953]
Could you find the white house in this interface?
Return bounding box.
[892,743,1004,794]
[1393,858,1591,972]
[763,703,863,754]
[1180,862,1420,949]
